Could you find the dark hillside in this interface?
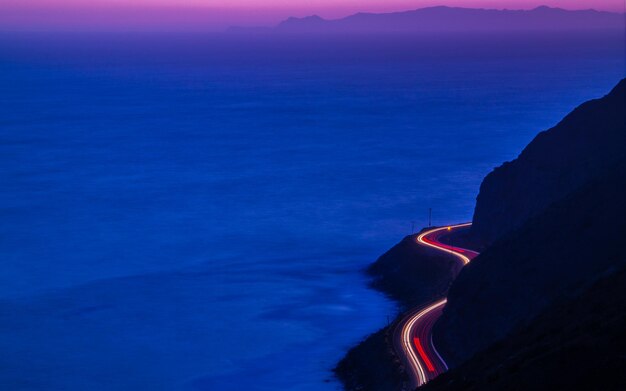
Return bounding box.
[436,157,626,366]
[424,266,626,391]
[472,79,626,244]
[436,79,626,366]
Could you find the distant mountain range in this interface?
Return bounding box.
[228,6,624,34]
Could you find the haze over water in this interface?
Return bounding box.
[0,31,623,390]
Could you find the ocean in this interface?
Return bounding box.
[0,31,623,390]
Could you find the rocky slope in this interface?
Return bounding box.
[435,78,626,366]
[472,79,626,244]
[436,159,626,366]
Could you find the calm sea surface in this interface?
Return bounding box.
[0,32,623,390]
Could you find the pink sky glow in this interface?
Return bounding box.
[1,0,624,31]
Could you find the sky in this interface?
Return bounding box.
[1,0,624,31]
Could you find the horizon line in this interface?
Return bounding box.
[1,3,624,33]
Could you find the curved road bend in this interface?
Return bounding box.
[393,223,479,389]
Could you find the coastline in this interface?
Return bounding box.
[335,226,480,390]
[336,79,626,390]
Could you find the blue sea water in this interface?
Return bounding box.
[0,32,624,390]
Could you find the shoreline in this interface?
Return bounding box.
[335,225,481,390]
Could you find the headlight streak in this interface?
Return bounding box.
[417,223,473,266]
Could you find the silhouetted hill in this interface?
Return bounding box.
[435,79,626,367]
[276,15,328,31]
[267,6,623,34]
[472,79,626,244]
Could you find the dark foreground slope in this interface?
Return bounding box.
[435,79,626,366]
[437,160,626,366]
[425,266,626,391]
[472,79,626,244]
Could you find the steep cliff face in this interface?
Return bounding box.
[471,79,626,244]
[437,161,626,365]
[435,79,626,366]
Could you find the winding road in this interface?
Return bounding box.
[394,223,479,389]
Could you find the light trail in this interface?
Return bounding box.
[413,337,436,372]
[417,223,473,265]
[396,223,479,388]
[401,299,447,383]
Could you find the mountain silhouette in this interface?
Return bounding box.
[231,6,625,34]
